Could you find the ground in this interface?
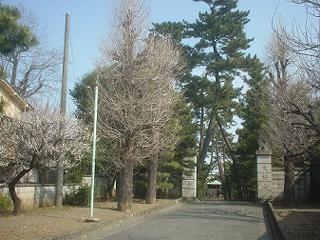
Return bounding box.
[0,199,175,240]
[9,200,320,240]
[273,204,320,240]
[99,201,270,240]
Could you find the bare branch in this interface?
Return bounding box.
[0,6,62,101]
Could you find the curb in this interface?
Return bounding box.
[48,198,183,240]
[264,201,286,240]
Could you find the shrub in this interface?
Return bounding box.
[64,185,90,206]
[0,192,12,210]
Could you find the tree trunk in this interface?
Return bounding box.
[10,56,19,88]
[117,163,133,211]
[198,115,215,166]
[309,154,320,203]
[55,157,64,208]
[222,147,231,200]
[197,115,215,198]
[115,174,120,201]
[146,160,158,204]
[198,105,205,156]
[216,117,243,199]
[106,175,117,200]
[8,168,31,215]
[284,155,295,206]
[216,148,227,200]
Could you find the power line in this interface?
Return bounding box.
[48,0,65,16]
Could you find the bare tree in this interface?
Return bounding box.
[272,1,320,133]
[0,6,61,101]
[0,109,90,214]
[98,0,184,211]
[261,34,317,205]
[290,1,320,14]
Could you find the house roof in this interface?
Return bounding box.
[0,79,33,111]
[207,180,222,186]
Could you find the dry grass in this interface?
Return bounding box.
[0,199,175,240]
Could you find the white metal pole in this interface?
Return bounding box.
[90,76,99,219]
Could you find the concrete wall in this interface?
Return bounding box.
[272,168,310,201]
[82,175,107,199]
[0,184,78,208]
[271,170,284,200]
[0,176,106,209]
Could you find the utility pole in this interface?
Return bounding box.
[55,12,70,208]
[60,12,69,116]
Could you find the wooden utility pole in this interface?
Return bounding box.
[55,12,70,208]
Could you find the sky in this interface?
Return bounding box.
[3,0,310,114]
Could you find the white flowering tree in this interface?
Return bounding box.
[0,109,90,214]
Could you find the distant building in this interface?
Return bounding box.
[0,79,32,117]
[206,175,222,198]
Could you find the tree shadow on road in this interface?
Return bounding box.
[159,201,265,224]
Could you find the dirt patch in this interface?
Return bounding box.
[273,205,320,240]
[0,199,176,240]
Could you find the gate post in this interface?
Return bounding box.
[182,156,197,200]
[256,149,272,201]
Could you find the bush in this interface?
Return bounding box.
[0,192,12,210]
[64,185,90,206]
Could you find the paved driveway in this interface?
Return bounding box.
[102,201,271,240]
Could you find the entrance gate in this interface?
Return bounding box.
[182,156,197,200]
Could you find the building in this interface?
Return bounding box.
[0,79,37,207]
[0,79,32,117]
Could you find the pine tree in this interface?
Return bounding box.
[153,0,256,199]
[0,4,37,56]
[184,0,253,198]
[235,56,267,199]
[156,99,197,198]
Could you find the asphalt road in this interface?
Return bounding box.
[103,201,271,240]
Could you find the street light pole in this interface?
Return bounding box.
[89,75,99,219]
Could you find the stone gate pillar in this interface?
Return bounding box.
[182,156,197,200]
[256,150,272,201]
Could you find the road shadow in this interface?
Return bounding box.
[158,201,266,224]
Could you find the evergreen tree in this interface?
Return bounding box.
[151,22,198,198]
[157,99,197,198]
[0,4,37,56]
[154,0,253,198]
[235,56,267,199]
[70,70,118,199]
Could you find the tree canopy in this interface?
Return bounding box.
[0,4,37,56]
